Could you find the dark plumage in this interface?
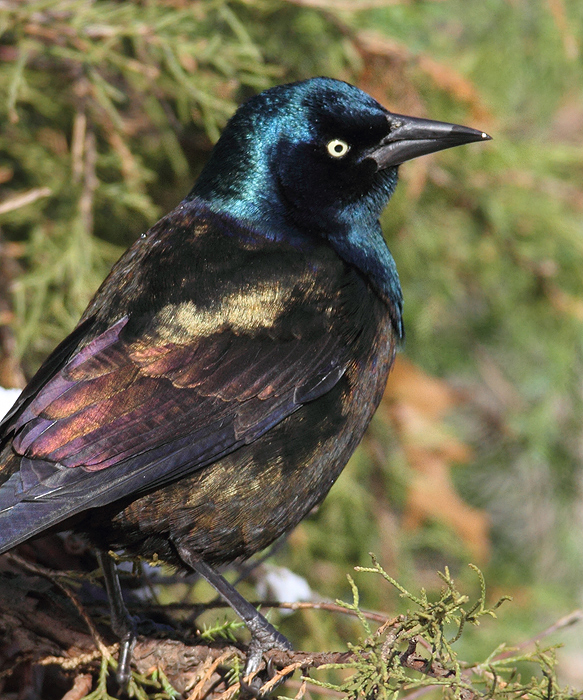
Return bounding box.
[0,77,490,678]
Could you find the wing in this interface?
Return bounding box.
[0,205,357,552]
[0,316,96,433]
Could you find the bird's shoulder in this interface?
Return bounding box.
[83,198,362,333]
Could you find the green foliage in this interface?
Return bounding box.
[81,655,180,700]
[0,0,282,365]
[1,0,583,693]
[305,559,580,700]
[198,617,245,643]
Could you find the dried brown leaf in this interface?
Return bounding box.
[381,357,489,561]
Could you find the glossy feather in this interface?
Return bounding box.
[0,77,488,569]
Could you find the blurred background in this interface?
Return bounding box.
[0,0,582,691]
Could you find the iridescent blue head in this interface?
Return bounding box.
[191,77,490,330]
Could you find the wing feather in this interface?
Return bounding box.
[4,312,346,501]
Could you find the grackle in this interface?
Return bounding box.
[0,77,490,682]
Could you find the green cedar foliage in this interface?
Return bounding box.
[1,0,583,693]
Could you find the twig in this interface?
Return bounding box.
[39,647,119,671]
[491,609,583,661]
[264,599,394,624]
[399,639,477,700]
[213,682,240,700]
[286,679,346,698]
[6,553,113,662]
[59,673,93,700]
[265,649,354,667]
[293,678,308,700]
[0,187,52,215]
[258,661,305,695]
[131,598,395,624]
[186,651,237,700]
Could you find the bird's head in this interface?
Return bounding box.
[191,77,490,238]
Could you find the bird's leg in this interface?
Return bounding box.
[96,550,136,687]
[176,547,292,678]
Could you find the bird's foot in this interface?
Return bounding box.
[241,627,292,696]
[114,616,176,687]
[106,610,138,688]
[243,627,291,677]
[178,555,294,695]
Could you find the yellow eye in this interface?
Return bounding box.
[326,139,350,158]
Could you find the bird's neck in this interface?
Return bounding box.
[327,218,403,337]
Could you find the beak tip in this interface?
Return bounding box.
[455,125,492,143]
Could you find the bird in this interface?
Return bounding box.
[0,77,490,683]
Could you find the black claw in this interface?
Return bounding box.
[239,656,295,698]
[115,623,137,689]
[243,625,292,676]
[244,637,267,678]
[265,657,276,680]
[239,676,265,699]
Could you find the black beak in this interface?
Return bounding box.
[370,113,491,170]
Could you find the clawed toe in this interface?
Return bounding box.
[115,628,136,688]
[240,675,266,699]
[240,634,293,697]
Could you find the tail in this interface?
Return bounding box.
[0,471,82,554]
[0,452,88,554]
